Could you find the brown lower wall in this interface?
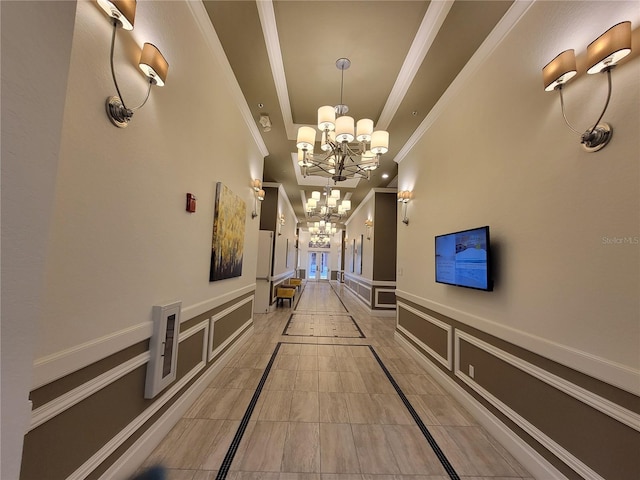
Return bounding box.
[396,296,640,479]
[344,275,396,311]
[20,292,255,480]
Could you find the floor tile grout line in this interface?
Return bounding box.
[368,345,461,480]
[214,342,281,480]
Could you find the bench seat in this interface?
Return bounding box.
[276,287,296,307]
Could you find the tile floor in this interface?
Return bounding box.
[139,282,535,480]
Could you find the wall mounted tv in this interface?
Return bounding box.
[435,226,493,291]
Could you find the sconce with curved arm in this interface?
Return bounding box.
[542,21,631,152]
[251,179,265,219]
[365,219,373,240]
[397,190,412,225]
[98,0,169,128]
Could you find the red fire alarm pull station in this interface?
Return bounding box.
[186,193,197,213]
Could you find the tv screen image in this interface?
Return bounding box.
[435,226,492,291]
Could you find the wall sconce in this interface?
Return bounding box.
[251,179,264,219]
[278,213,285,235]
[543,21,631,152]
[397,190,412,225]
[98,0,169,128]
[259,114,272,132]
[365,219,373,240]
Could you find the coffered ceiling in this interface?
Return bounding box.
[203,0,514,225]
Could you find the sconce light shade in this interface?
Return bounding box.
[98,0,136,30]
[586,21,632,74]
[542,49,577,91]
[257,189,265,201]
[139,43,169,86]
[252,179,262,191]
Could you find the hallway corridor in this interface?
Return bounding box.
[139,282,534,480]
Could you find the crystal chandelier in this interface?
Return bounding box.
[296,58,390,183]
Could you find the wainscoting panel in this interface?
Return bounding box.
[395,294,640,480]
[344,274,396,311]
[374,287,396,309]
[396,301,451,370]
[21,292,256,480]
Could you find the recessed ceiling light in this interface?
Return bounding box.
[382,173,389,179]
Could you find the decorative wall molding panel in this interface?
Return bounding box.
[29,352,151,432]
[32,285,256,389]
[97,325,254,480]
[208,296,254,362]
[396,290,639,394]
[67,320,211,480]
[454,330,608,480]
[394,330,568,480]
[32,322,153,389]
[455,330,640,434]
[374,287,397,309]
[395,293,639,479]
[396,301,452,370]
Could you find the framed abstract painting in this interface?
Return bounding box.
[210,182,246,281]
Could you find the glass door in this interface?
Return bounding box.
[319,252,329,280]
[308,252,330,281]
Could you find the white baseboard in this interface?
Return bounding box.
[98,325,254,480]
[394,330,567,480]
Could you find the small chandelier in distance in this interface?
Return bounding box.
[296,58,389,183]
[305,185,351,222]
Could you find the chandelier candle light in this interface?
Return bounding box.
[296,58,389,183]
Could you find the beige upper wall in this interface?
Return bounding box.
[38,1,265,358]
[1,2,78,476]
[272,184,297,276]
[397,1,639,388]
[346,191,376,279]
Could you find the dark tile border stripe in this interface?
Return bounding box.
[368,345,460,480]
[215,281,455,480]
[284,281,364,338]
[328,281,351,312]
[214,343,281,480]
[215,341,459,480]
[281,313,365,338]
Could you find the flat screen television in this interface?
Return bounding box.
[435,226,493,291]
